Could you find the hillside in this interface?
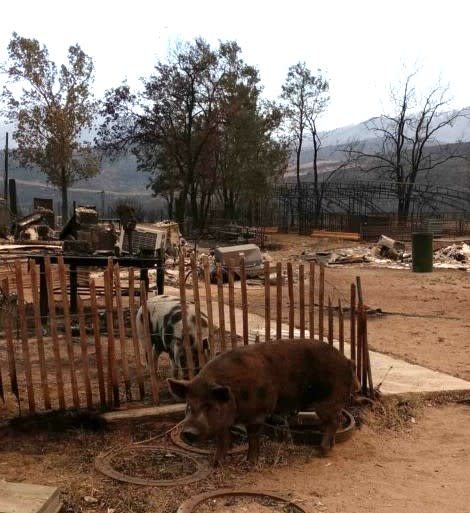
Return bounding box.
[2,152,165,218]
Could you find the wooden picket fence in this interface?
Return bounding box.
[0,253,373,418]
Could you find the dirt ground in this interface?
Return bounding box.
[1,232,470,513]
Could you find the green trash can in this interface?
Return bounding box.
[412,232,433,272]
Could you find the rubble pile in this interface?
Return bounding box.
[302,236,470,272]
[434,243,470,269]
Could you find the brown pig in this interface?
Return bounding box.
[168,339,360,466]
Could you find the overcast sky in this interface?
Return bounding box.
[1,0,470,134]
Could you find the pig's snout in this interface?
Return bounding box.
[182,426,201,443]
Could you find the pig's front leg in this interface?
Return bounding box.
[246,424,263,464]
[316,405,339,456]
[212,428,232,466]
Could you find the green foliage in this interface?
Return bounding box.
[97,38,288,229]
[1,33,100,221]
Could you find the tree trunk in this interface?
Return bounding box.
[60,168,68,224]
[175,188,187,227]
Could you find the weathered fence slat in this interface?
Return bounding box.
[227,260,237,349]
[287,262,294,338]
[356,277,363,385]
[179,253,195,379]
[113,263,131,401]
[239,257,249,346]
[89,279,107,406]
[128,269,145,400]
[104,262,119,407]
[2,278,19,404]
[203,258,217,353]
[57,256,80,409]
[309,262,315,338]
[318,265,325,343]
[15,260,35,413]
[77,296,93,408]
[139,282,159,404]
[350,283,356,363]
[29,263,51,410]
[0,254,376,419]
[363,310,374,396]
[44,257,65,410]
[299,264,305,338]
[338,298,344,355]
[328,296,334,346]
[0,347,3,402]
[276,262,282,340]
[191,256,206,366]
[264,260,271,342]
[216,264,226,352]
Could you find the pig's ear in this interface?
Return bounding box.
[210,384,230,402]
[167,378,190,400]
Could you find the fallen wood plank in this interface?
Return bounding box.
[0,481,62,513]
[311,230,361,241]
[99,403,186,424]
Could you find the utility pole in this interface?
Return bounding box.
[4,133,8,204]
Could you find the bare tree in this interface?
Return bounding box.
[348,72,469,219]
[281,62,329,232]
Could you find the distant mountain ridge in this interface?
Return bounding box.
[292,107,470,169]
[318,107,470,148]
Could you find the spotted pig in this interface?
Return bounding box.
[136,294,209,379]
[168,339,360,466]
